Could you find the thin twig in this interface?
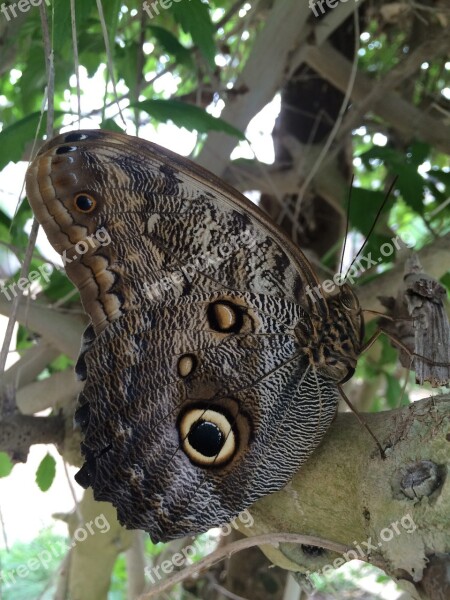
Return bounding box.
[70,0,82,120]
[40,2,55,138]
[137,533,350,599]
[0,501,9,551]
[0,4,55,374]
[96,0,126,127]
[290,8,360,242]
[63,460,83,524]
[205,573,250,600]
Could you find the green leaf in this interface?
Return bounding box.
[0,223,11,245]
[102,0,121,48]
[52,0,93,52]
[100,118,125,133]
[172,0,216,68]
[0,452,13,478]
[147,25,192,65]
[391,164,425,214]
[133,99,244,139]
[115,41,140,98]
[429,168,450,188]
[19,46,47,114]
[349,187,387,233]
[358,146,400,165]
[406,141,430,166]
[48,354,74,373]
[10,198,33,249]
[44,269,78,302]
[358,146,426,214]
[385,373,408,408]
[36,453,56,492]
[440,272,450,290]
[379,336,398,366]
[0,111,65,170]
[16,324,35,351]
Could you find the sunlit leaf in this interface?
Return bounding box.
[133,99,245,139]
[147,25,192,65]
[0,452,13,478]
[36,453,56,492]
[171,0,216,68]
[0,112,64,170]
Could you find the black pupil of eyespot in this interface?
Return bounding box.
[188,421,224,457]
[76,195,94,211]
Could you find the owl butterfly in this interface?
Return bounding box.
[25,129,363,543]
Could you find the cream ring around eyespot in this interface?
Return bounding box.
[179,409,236,466]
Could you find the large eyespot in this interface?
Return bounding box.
[207,300,244,333]
[74,193,97,213]
[179,408,236,466]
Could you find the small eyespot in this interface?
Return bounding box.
[74,193,97,213]
[177,354,197,378]
[56,145,77,155]
[65,132,88,142]
[179,408,236,467]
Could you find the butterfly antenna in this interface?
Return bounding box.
[338,384,386,459]
[344,175,398,281]
[339,174,355,275]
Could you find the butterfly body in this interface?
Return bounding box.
[26,130,363,541]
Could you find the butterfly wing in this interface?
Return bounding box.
[26,130,338,541]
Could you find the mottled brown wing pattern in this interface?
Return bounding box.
[25,129,363,541]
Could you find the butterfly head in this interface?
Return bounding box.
[295,283,364,383]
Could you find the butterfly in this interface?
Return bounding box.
[25,129,364,542]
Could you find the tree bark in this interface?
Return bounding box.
[237,395,450,600]
[66,490,134,600]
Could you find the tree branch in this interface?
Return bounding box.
[0,297,85,359]
[305,40,450,156]
[66,490,134,600]
[238,394,450,598]
[1,343,59,389]
[16,369,82,415]
[197,0,311,175]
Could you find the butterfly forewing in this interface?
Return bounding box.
[26,130,326,333]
